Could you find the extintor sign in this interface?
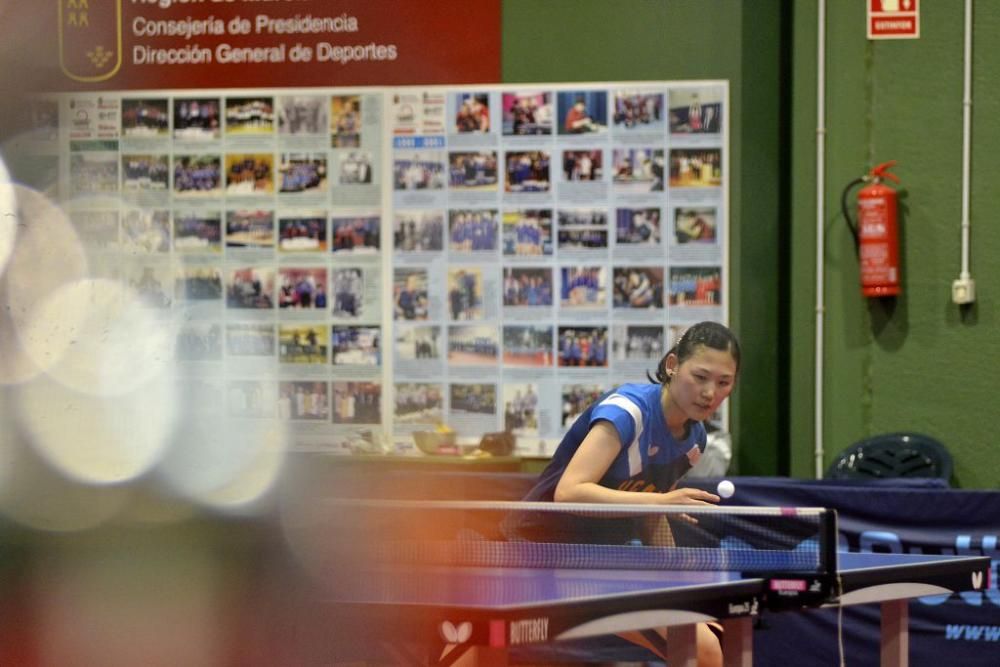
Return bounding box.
[868,0,920,40]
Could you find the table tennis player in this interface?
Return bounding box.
[510,320,741,666]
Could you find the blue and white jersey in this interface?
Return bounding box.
[523,383,706,502]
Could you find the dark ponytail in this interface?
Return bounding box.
[647,321,741,384]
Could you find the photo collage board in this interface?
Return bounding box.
[31,81,728,457]
[389,84,727,456]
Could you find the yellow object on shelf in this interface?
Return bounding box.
[412,430,458,455]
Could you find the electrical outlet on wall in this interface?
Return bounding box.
[952,278,976,305]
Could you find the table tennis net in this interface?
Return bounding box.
[320,501,837,575]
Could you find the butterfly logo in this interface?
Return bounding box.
[440,620,473,644]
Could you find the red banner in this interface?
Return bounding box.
[9,0,501,92]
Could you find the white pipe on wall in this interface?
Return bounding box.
[959,0,973,281]
[814,0,827,479]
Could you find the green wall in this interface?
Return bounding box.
[503,0,787,475]
[789,2,1000,488]
[505,1,1000,488]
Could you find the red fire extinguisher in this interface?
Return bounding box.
[842,161,901,297]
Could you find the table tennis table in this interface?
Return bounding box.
[315,501,989,666]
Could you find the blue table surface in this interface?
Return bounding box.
[329,551,976,608]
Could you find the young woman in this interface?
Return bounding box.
[515,320,741,666]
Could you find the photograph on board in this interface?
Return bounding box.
[278,212,327,253]
[278,267,328,311]
[454,92,491,133]
[331,326,380,366]
[279,153,327,195]
[668,149,722,188]
[225,154,274,195]
[394,210,444,252]
[173,155,222,197]
[668,86,723,134]
[226,266,274,310]
[502,209,553,257]
[612,266,664,309]
[505,150,551,193]
[612,90,664,131]
[502,325,554,367]
[279,381,330,421]
[502,91,553,135]
[615,207,662,246]
[558,208,608,251]
[122,98,169,138]
[122,154,168,191]
[448,209,498,253]
[278,95,328,136]
[393,268,429,321]
[331,95,362,147]
[557,326,609,368]
[502,267,553,308]
[226,209,274,249]
[174,97,221,140]
[173,210,222,253]
[448,151,499,190]
[612,148,664,193]
[225,96,274,135]
[557,90,607,135]
[278,324,328,365]
[332,214,380,253]
[450,383,497,416]
[332,381,381,425]
[673,206,719,244]
[394,383,444,425]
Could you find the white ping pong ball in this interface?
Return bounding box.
[716,479,735,499]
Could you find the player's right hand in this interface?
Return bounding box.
[658,487,720,505]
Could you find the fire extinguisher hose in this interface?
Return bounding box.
[840,176,866,255]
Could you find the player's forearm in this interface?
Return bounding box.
[553,481,662,505]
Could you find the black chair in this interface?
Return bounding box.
[825,432,953,483]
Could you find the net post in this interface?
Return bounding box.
[819,508,839,577]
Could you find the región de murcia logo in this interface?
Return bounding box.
[59,0,123,82]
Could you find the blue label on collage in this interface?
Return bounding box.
[393,136,446,150]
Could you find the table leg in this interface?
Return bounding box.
[666,624,698,667]
[722,617,753,667]
[880,599,909,667]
